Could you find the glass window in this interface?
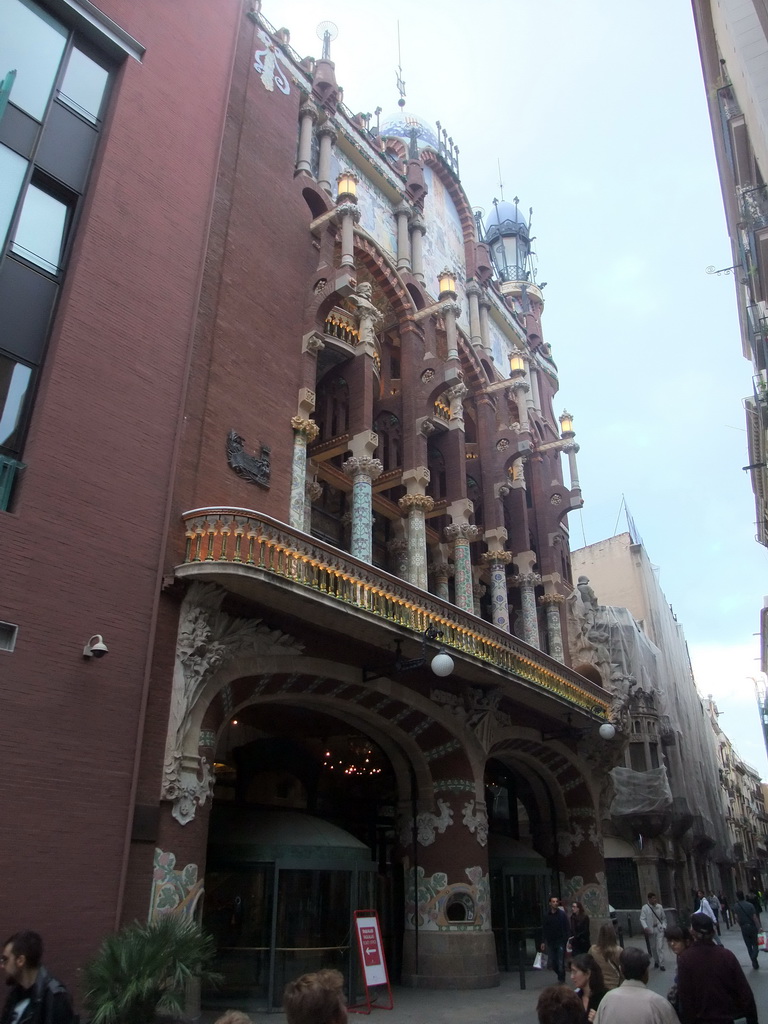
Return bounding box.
[59,48,109,123]
[0,144,27,249]
[0,355,32,453]
[0,0,67,120]
[11,182,70,273]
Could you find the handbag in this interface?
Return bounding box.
[758,931,767,950]
[533,951,548,969]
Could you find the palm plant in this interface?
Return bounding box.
[83,915,220,1024]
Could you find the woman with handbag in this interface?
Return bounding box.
[587,924,622,991]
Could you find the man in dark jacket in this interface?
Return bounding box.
[540,895,570,983]
[676,912,758,1024]
[733,889,762,969]
[0,932,73,1024]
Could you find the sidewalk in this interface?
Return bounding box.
[236,923,767,1023]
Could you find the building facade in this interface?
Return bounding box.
[571,533,766,916]
[1,0,637,1006]
[690,0,768,694]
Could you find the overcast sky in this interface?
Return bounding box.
[264,0,768,775]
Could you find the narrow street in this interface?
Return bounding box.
[242,924,767,1024]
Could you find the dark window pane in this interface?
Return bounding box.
[0,354,32,453]
[58,48,109,123]
[0,0,67,120]
[11,182,69,272]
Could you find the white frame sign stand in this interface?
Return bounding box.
[349,910,393,1013]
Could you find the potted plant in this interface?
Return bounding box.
[83,915,220,1024]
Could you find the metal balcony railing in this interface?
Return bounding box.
[179,507,610,715]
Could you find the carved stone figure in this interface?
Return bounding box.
[349,281,382,346]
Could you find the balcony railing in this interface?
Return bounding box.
[179,507,610,715]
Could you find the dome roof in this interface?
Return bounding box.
[379,110,439,152]
[208,806,374,866]
[485,201,529,238]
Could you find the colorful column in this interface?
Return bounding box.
[289,417,319,529]
[398,493,435,590]
[540,593,565,662]
[512,565,541,648]
[445,522,480,614]
[481,549,513,633]
[343,456,383,562]
[431,560,453,602]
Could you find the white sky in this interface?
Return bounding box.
[263,0,768,775]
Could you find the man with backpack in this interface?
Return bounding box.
[0,932,73,1024]
[733,889,763,970]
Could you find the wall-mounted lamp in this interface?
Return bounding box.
[364,625,454,681]
[509,349,525,376]
[83,634,109,659]
[437,267,457,299]
[336,170,358,201]
[559,410,574,437]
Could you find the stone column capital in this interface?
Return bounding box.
[410,211,426,233]
[343,456,383,481]
[561,441,580,454]
[509,377,530,394]
[336,202,361,222]
[291,416,319,442]
[302,331,325,355]
[481,550,513,567]
[300,98,319,121]
[317,123,337,141]
[394,199,412,219]
[441,300,462,320]
[478,293,492,311]
[466,280,482,298]
[512,572,542,588]
[431,561,454,580]
[398,493,435,513]
[445,381,468,402]
[445,523,481,543]
[538,593,565,606]
[402,466,431,493]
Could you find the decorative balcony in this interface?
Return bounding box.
[178,507,610,717]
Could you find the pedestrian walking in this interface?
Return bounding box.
[0,931,73,1024]
[719,894,731,929]
[570,901,591,957]
[282,969,347,1024]
[694,889,723,945]
[663,925,692,1016]
[640,892,668,970]
[541,894,571,984]
[709,892,722,935]
[676,912,758,1024]
[733,888,762,969]
[593,946,680,1024]
[588,923,623,991]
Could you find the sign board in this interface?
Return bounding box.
[355,914,387,986]
[350,910,392,1013]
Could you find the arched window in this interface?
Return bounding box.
[427,444,447,500]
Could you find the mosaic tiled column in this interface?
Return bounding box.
[343,456,383,563]
[445,523,480,613]
[481,550,513,633]
[513,571,542,648]
[398,493,434,590]
[387,537,408,579]
[303,476,323,533]
[289,417,319,529]
[540,593,565,662]
[432,561,453,602]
